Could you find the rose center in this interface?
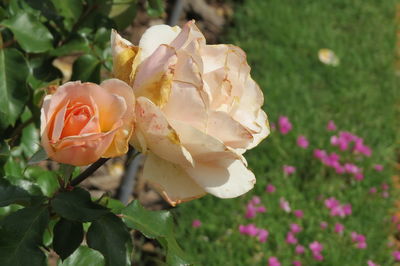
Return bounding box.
[60,102,94,138]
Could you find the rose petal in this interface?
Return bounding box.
[162,81,207,131]
[133,45,177,107]
[135,97,194,167]
[111,30,141,84]
[207,110,253,149]
[185,158,256,198]
[246,109,270,150]
[143,152,206,206]
[169,119,243,163]
[138,24,181,62]
[100,79,135,157]
[42,122,120,166]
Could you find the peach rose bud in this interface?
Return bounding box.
[40,79,135,166]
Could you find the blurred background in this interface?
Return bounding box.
[0,0,399,265]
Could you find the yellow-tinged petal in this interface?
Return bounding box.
[111,29,141,84]
[143,152,206,206]
[133,45,177,107]
[100,79,135,157]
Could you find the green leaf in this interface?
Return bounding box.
[0,177,32,207]
[50,35,90,57]
[87,213,131,266]
[0,205,49,266]
[53,218,84,261]
[146,0,164,17]
[59,164,76,185]
[105,198,125,214]
[51,187,109,222]
[71,54,101,83]
[106,0,137,30]
[28,57,62,90]
[58,246,105,266]
[21,123,40,158]
[121,201,192,265]
[50,0,83,30]
[28,147,48,165]
[122,200,172,239]
[4,157,23,177]
[0,47,29,128]
[1,12,54,53]
[25,166,58,197]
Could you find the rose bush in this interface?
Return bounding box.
[112,21,269,205]
[41,79,135,166]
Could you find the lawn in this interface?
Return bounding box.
[173,1,399,265]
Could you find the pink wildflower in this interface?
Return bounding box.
[381,183,389,191]
[239,224,259,236]
[294,210,304,219]
[343,204,352,216]
[325,197,340,209]
[320,221,328,230]
[192,219,201,228]
[295,245,305,254]
[266,184,276,193]
[280,198,291,213]
[369,187,377,194]
[286,231,298,244]
[373,164,384,171]
[334,223,345,234]
[314,149,327,160]
[357,241,367,249]
[290,223,302,234]
[283,165,296,175]
[258,229,269,243]
[382,191,389,198]
[309,241,323,253]
[313,253,324,261]
[367,260,380,266]
[393,251,400,261]
[297,136,309,148]
[268,256,281,266]
[245,204,257,219]
[278,116,292,135]
[327,120,337,131]
[292,261,302,266]
[354,172,364,181]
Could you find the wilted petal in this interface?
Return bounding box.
[143,152,206,206]
[246,110,270,150]
[135,97,193,167]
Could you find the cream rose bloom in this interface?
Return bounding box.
[112,21,269,205]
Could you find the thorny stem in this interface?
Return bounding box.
[70,157,110,186]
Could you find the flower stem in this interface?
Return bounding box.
[70,158,110,186]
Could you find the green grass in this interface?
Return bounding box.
[173,1,399,265]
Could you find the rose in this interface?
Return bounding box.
[112,21,269,205]
[40,79,135,166]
